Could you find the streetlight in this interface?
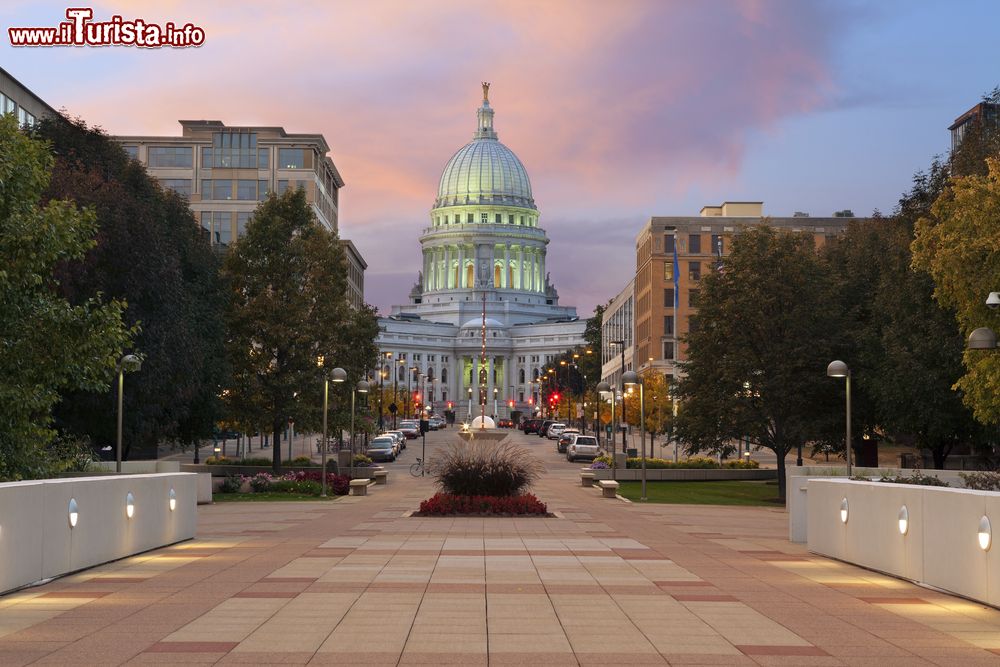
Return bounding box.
[493,387,498,419]
[623,370,647,501]
[379,351,392,429]
[350,379,370,458]
[827,360,852,476]
[609,340,626,454]
[318,357,346,497]
[394,358,404,428]
[115,354,142,473]
[596,380,617,482]
[467,386,473,421]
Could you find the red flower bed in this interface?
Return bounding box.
[418,493,548,516]
[286,470,351,495]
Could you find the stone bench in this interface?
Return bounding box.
[373,470,387,485]
[597,480,619,498]
[349,479,370,496]
[580,472,595,487]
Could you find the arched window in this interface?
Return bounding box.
[532,368,540,380]
[398,366,405,382]
[441,367,448,383]
[519,369,525,384]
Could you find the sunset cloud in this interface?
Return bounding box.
[5,0,855,314]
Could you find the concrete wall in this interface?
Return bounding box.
[807,479,1000,607]
[0,473,198,594]
[92,461,181,474]
[590,468,775,481]
[787,466,969,544]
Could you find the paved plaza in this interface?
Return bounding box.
[4,431,1000,665]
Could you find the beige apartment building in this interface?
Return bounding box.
[603,201,856,386]
[1,66,58,128]
[116,121,366,309]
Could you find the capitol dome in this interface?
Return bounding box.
[434,86,535,210]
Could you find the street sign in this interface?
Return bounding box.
[389,403,398,414]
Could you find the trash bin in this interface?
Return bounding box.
[626,448,638,458]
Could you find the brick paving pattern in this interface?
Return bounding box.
[3,431,1000,665]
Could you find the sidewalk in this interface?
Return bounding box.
[3,446,1000,665]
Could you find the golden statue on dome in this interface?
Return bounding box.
[482,81,490,102]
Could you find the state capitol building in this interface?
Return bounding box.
[376,85,586,420]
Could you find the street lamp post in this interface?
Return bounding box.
[115,354,142,473]
[467,386,473,423]
[610,340,626,454]
[826,361,852,477]
[493,387,498,420]
[350,379,370,458]
[318,357,347,497]
[623,371,647,501]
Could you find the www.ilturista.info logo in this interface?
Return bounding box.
[8,8,205,48]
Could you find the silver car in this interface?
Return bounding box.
[367,436,397,462]
[566,435,601,462]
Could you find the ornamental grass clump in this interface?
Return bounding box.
[429,441,543,497]
[961,471,1000,491]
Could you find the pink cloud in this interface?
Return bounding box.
[16,0,852,316]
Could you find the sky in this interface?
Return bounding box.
[3,0,999,316]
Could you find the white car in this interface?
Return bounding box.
[384,430,406,450]
[546,423,567,440]
[566,434,601,462]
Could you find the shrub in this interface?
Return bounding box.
[418,492,548,516]
[593,455,612,466]
[270,479,322,495]
[238,457,273,466]
[961,471,1000,491]
[590,460,609,469]
[205,456,233,465]
[248,472,274,492]
[878,471,949,487]
[429,441,543,496]
[220,474,244,493]
[723,459,760,469]
[352,454,373,467]
[282,457,316,467]
[284,470,351,495]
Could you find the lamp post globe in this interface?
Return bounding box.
[826,360,849,378]
[622,371,640,387]
[969,327,998,350]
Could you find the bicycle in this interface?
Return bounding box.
[409,458,424,477]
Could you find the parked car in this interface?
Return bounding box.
[547,423,567,440]
[538,420,556,437]
[556,429,580,453]
[382,431,405,452]
[399,420,420,439]
[367,436,397,462]
[497,418,514,428]
[429,416,445,430]
[523,418,543,434]
[566,434,601,462]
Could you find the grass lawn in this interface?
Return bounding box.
[212,493,340,502]
[616,480,782,506]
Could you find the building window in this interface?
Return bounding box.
[467,213,474,223]
[161,179,192,198]
[689,316,700,333]
[663,288,674,308]
[689,261,701,282]
[236,179,259,200]
[203,132,258,168]
[520,216,525,225]
[201,211,232,246]
[481,212,488,223]
[664,261,674,281]
[279,148,308,169]
[689,289,700,307]
[148,146,193,168]
[663,341,675,360]
[122,145,138,160]
[0,93,13,115]
[711,234,723,255]
[201,179,233,200]
[236,212,251,238]
[495,213,502,224]
[519,369,525,383]
[257,147,269,168]
[689,234,702,254]
[663,315,674,335]
[664,234,675,253]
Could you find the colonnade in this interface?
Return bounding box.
[422,243,544,293]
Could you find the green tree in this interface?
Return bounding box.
[0,115,133,479]
[35,117,226,458]
[223,189,378,472]
[913,158,1000,425]
[674,226,842,500]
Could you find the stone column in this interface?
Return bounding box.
[504,244,510,288]
[444,245,451,289]
[540,253,545,293]
[518,246,525,290]
[457,244,465,288]
[422,249,429,291]
[487,356,495,417]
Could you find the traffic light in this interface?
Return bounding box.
[508,400,514,408]
[447,401,453,409]
[551,393,560,402]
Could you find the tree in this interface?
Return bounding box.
[0,115,133,479]
[913,157,1000,425]
[674,226,842,500]
[223,188,378,472]
[35,117,226,459]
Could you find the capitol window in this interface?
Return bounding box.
[496,213,502,224]
[481,212,488,223]
[468,213,474,223]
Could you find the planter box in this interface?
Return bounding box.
[588,468,776,482]
[807,479,1000,607]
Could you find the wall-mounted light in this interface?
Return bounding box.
[840,498,849,524]
[68,498,79,528]
[979,516,992,551]
[898,506,908,535]
[169,488,176,511]
[126,492,135,519]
